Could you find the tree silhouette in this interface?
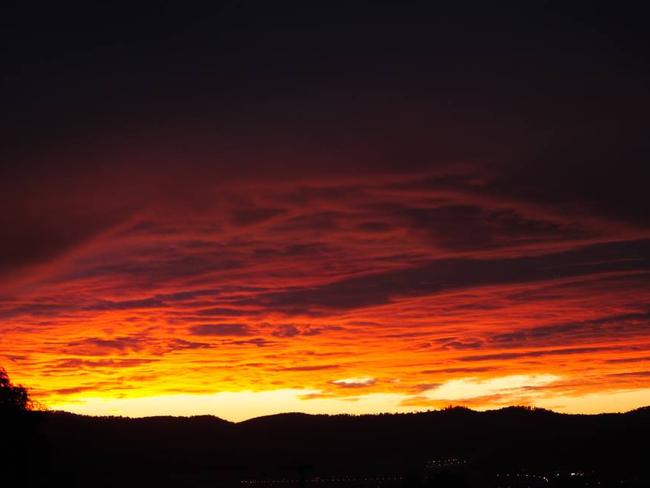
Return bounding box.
[1,367,49,487]
[0,367,32,413]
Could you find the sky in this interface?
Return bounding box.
[1,2,649,421]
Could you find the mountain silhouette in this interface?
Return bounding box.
[3,406,647,487]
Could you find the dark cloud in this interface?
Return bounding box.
[604,356,650,364]
[398,204,590,251]
[38,333,212,359]
[410,383,441,394]
[0,354,28,363]
[358,221,393,233]
[272,324,300,338]
[276,365,340,372]
[194,307,250,317]
[491,311,650,347]
[154,289,220,302]
[189,324,252,336]
[64,253,244,285]
[272,212,343,234]
[166,339,212,351]
[230,206,285,226]
[421,367,495,375]
[607,371,650,378]
[227,338,273,348]
[51,386,104,395]
[440,340,484,350]
[0,303,71,319]
[459,346,618,362]
[84,297,166,311]
[0,210,128,279]
[67,336,144,351]
[241,239,650,313]
[46,358,156,372]
[271,324,340,338]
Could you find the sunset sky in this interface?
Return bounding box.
[2,2,649,421]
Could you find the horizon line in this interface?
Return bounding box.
[38,403,650,423]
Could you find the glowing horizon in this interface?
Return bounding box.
[46,382,650,422]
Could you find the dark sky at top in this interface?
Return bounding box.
[3,1,648,269]
[3,2,648,173]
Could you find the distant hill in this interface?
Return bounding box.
[2,406,649,487]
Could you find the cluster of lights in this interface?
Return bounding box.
[495,470,593,487]
[425,457,467,468]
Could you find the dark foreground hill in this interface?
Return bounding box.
[2,406,649,487]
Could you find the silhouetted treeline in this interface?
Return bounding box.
[0,368,50,487]
[6,405,648,487]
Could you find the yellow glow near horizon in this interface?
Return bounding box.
[46,377,650,421]
[49,389,413,421]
